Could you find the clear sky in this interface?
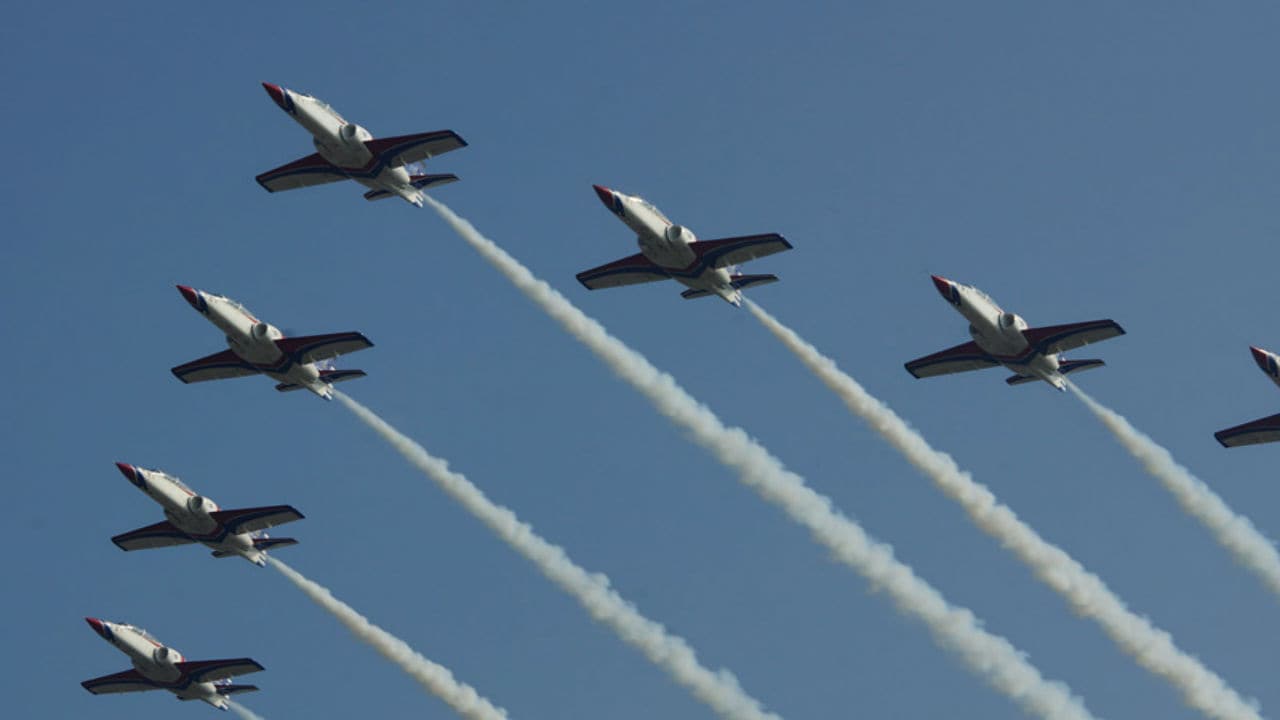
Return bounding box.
[5,2,1280,718]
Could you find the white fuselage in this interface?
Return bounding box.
[937,277,1066,389]
[87,619,228,709]
[181,287,330,398]
[601,188,741,305]
[271,86,421,206]
[119,463,265,566]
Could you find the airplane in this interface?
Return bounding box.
[905,275,1126,391]
[1214,346,1280,447]
[576,185,793,307]
[256,82,467,207]
[171,285,373,400]
[82,617,264,711]
[111,462,303,567]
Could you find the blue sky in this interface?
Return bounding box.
[6,2,1280,718]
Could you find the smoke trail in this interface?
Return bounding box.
[745,300,1261,720]
[333,391,780,720]
[421,195,1095,720]
[1070,384,1280,599]
[227,700,266,720]
[268,558,509,720]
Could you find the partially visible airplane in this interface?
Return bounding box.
[256,82,466,207]
[576,185,793,307]
[905,275,1126,391]
[82,617,263,711]
[111,462,303,567]
[1214,346,1280,447]
[171,285,373,400]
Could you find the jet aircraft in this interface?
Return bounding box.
[905,275,1125,391]
[82,617,263,711]
[1214,346,1280,447]
[576,185,792,306]
[257,82,466,207]
[111,462,303,567]
[171,285,373,400]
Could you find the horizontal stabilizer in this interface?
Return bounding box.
[275,369,366,393]
[364,173,459,201]
[681,274,780,300]
[217,684,259,696]
[1005,360,1104,387]
[1005,373,1040,386]
[1060,358,1105,375]
[253,537,298,551]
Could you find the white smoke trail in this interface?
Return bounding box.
[268,558,509,720]
[227,700,266,720]
[745,300,1261,720]
[333,391,781,720]
[421,195,1095,720]
[1070,384,1280,599]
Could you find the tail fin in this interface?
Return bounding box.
[364,174,460,201]
[681,273,779,300]
[276,369,367,393]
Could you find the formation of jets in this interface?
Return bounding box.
[85,81,1280,716]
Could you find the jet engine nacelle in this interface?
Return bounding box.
[187,495,219,516]
[250,322,283,342]
[665,224,697,246]
[153,645,185,666]
[998,312,1028,336]
[340,123,373,145]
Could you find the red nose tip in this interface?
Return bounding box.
[930,275,952,297]
[262,82,286,108]
[176,285,199,308]
[114,462,136,480]
[1250,346,1270,369]
[592,184,615,209]
[85,617,107,636]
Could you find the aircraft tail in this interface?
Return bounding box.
[364,174,459,202]
[275,369,367,393]
[216,685,259,697]
[681,274,779,300]
[1005,359,1105,387]
[253,537,298,551]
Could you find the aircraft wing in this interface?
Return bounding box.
[1214,413,1280,448]
[689,233,793,270]
[82,669,163,695]
[576,253,671,290]
[256,153,349,193]
[1022,319,1126,356]
[275,332,374,364]
[210,505,305,535]
[172,350,261,384]
[112,521,196,552]
[175,658,265,684]
[365,130,468,168]
[905,341,1000,379]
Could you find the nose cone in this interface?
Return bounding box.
[85,617,110,639]
[1251,346,1272,371]
[262,82,287,109]
[114,462,138,481]
[176,284,201,309]
[592,184,615,209]
[930,275,952,297]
